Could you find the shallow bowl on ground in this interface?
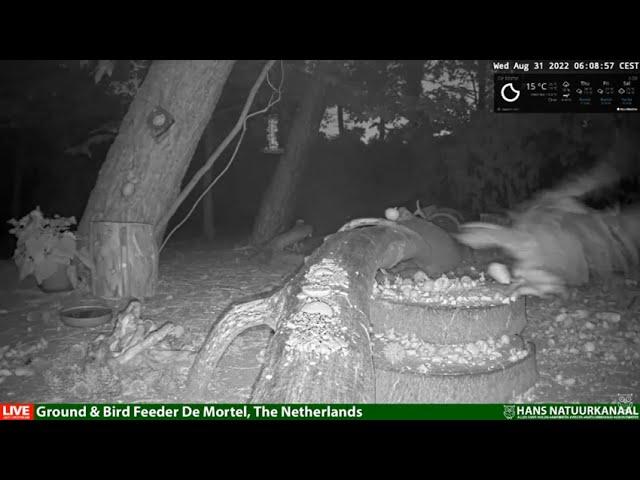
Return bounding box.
[59,305,113,328]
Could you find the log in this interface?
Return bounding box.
[185,218,463,403]
[338,217,462,276]
[375,341,538,403]
[369,294,527,344]
[89,221,158,300]
[250,221,313,265]
[268,221,313,251]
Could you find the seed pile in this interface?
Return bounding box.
[372,269,514,307]
[374,328,529,373]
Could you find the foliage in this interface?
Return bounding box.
[310,60,492,144]
[0,60,128,161]
[64,60,151,157]
[7,207,78,284]
[79,60,151,98]
[343,61,405,126]
[437,112,618,214]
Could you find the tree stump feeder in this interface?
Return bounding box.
[187,219,451,402]
[374,338,538,403]
[370,289,537,402]
[369,287,527,345]
[185,218,538,403]
[89,221,158,300]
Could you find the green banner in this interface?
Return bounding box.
[30,403,640,420]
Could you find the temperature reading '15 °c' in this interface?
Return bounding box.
[526,82,554,91]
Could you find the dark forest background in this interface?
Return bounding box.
[1,60,638,258]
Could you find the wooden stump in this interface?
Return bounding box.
[186,219,460,402]
[375,340,538,403]
[370,292,527,344]
[89,221,158,300]
[370,284,537,402]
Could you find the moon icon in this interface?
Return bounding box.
[500,83,521,103]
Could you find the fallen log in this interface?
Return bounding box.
[268,220,313,252]
[250,220,313,264]
[184,218,462,403]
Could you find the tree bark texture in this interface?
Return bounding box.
[337,105,345,136]
[476,60,488,111]
[78,60,236,246]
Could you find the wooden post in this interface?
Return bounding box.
[90,221,158,299]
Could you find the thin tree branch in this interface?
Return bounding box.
[155,60,277,238]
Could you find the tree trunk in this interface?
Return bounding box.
[89,221,158,299]
[186,218,462,402]
[378,118,385,141]
[201,121,217,241]
[11,152,23,220]
[251,63,330,245]
[476,60,488,111]
[404,60,425,130]
[337,105,345,136]
[78,60,236,246]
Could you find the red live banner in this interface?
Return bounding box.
[0,403,34,420]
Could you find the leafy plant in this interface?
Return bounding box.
[7,207,78,285]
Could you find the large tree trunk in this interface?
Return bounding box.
[251,63,330,245]
[78,60,236,246]
[186,218,462,402]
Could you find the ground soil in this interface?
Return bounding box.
[1,239,638,404]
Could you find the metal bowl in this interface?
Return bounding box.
[59,305,113,328]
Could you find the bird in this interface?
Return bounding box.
[455,159,640,299]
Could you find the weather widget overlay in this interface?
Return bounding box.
[493,61,639,113]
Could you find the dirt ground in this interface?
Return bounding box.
[1,239,639,404]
